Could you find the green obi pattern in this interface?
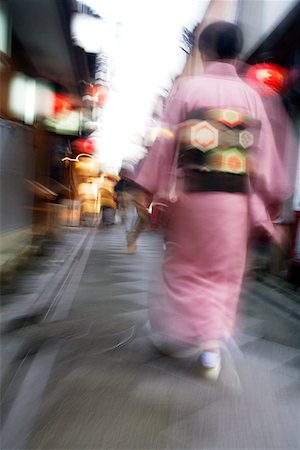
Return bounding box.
[177,108,261,175]
[206,147,247,174]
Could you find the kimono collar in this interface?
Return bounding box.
[203,61,239,78]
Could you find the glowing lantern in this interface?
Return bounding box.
[246,63,288,96]
[72,138,95,155]
[87,84,109,106]
[54,94,72,115]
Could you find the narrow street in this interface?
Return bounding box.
[1,225,300,450]
[1,1,300,449]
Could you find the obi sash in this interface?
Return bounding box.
[177,108,261,193]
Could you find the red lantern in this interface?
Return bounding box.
[72,138,95,155]
[54,94,72,115]
[246,63,288,96]
[87,84,109,106]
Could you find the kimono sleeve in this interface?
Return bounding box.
[251,93,297,206]
[134,80,187,195]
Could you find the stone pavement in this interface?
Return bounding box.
[1,225,300,450]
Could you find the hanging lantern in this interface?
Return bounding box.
[246,63,288,96]
[72,138,95,155]
[54,93,72,115]
[86,84,109,106]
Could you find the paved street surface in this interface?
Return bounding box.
[1,225,300,450]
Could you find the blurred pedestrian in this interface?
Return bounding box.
[99,174,119,226]
[130,21,295,380]
[116,177,150,253]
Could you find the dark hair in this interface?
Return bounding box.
[198,21,243,60]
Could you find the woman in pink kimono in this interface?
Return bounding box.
[133,22,293,380]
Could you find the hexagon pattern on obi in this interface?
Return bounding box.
[210,109,243,127]
[239,130,254,149]
[206,148,247,174]
[191,121,219,151]
[178,120,219,151]
[177,108,260,175]
[178,117,255,151]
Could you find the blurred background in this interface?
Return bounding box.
[1,0,300,281]
[1,1,300,449]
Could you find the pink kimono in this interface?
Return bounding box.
[134,62,294,348]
